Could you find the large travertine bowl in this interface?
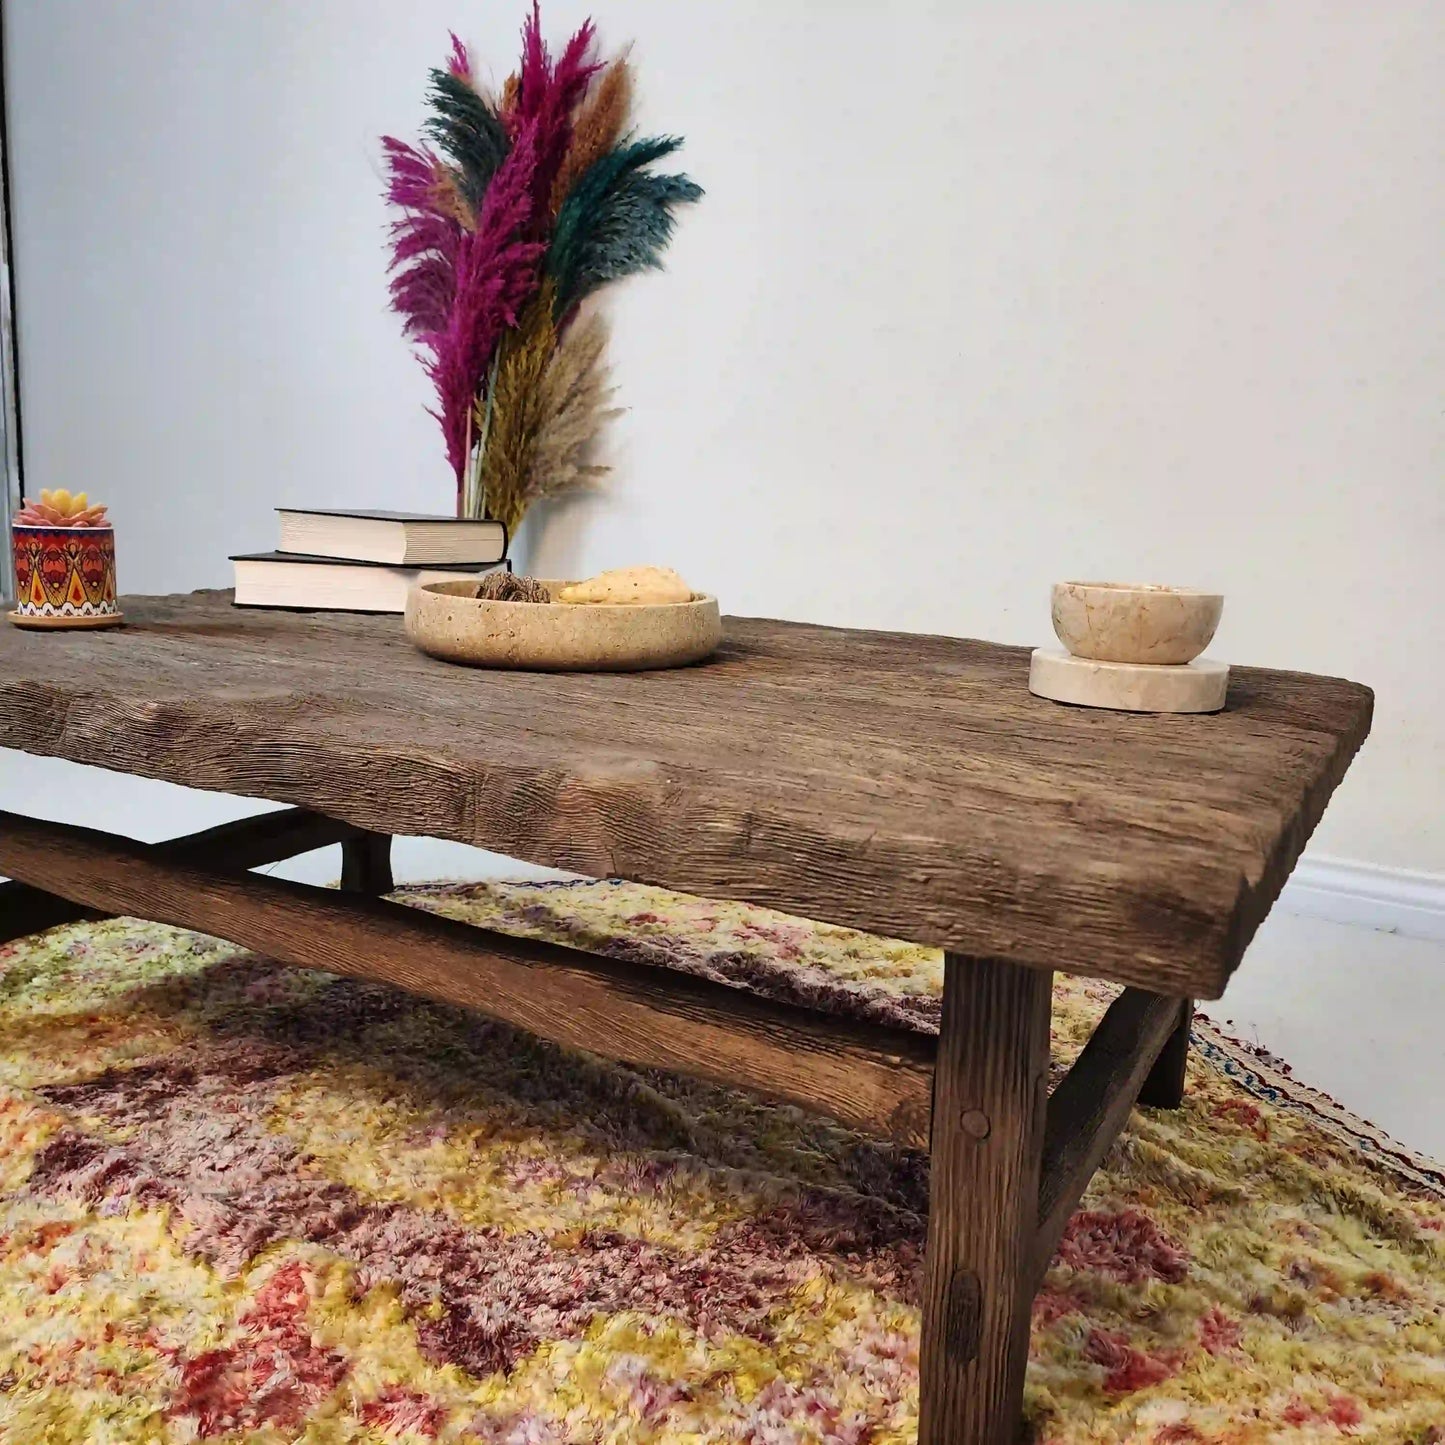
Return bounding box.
[405,579,721,671]
[1051,581,1222,665]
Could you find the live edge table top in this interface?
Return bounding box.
[0,591,1372,998]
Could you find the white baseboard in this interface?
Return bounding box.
[1280,856,1445,943]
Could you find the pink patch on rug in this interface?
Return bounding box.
[1197,1304,1242,1356]
[1213,1098,1269,1140]
[1032,1287,1086,1326]
[1054,1209,1189,1285]
[738,1377,879,1444]
[1361,1269,1411,1302]
[1328,1394,1365,1428]
[737,921,806,960]
[602,1355,695,1422]
[27,1220,78,1253]
[466,1406,570,1443]
[166,1262,346,1437]
[1281,1393,1364,1428]
[1084,1328,1180,1396]
[359,1387,448,1437]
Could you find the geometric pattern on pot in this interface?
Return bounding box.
[11,524,119,618]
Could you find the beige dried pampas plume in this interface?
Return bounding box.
[525,304,619,508]
[480,285,618,533]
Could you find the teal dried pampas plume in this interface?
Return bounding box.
[548,136,703,316]
[424,52,510,215]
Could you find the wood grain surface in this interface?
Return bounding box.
[0,809,937,1147]
[0,592,1374,994]
[919,953,1053,1444]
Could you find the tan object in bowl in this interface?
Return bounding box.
[1051,581,1223,665]
[405,579,721,671]
[556,566,692,606]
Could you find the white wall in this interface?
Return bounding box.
[3,0,1442,879]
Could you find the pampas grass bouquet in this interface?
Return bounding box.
[383,4,702,529]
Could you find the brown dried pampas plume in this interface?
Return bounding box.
[499,72,520,122]
[550,55,632,215]
[430,165,476,230]
[480,279,617,532]
[480,286,558,533]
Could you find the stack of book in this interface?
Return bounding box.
[232,509,508,613]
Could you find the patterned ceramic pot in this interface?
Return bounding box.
[9,523,122,629]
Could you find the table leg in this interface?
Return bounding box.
[340,831,393,896]
[1138,998,1192,1110]
[919,953,1053,1445]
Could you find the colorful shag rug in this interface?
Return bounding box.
[2,879,1443,1444]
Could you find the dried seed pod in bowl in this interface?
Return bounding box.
[472,572,552,603]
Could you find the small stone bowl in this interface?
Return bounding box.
[1051,581,1222,666]
[405,579,721,671]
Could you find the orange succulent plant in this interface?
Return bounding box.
[14,489,110,527]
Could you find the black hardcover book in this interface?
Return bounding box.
[231,551,509,614]
[274,509,507,566]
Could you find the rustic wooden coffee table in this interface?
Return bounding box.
[0,592,1372,1443]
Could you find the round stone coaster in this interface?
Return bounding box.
[1029,648,1228,714]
